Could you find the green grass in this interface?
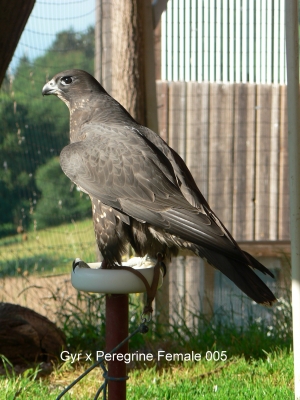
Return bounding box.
[0,219,95,277]
[0,220,294,398]
[0,290,294,399]
[127,350,294,399]
[52,288,292,361]
[0,350,294,399]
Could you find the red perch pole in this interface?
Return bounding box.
[105,293,129,400]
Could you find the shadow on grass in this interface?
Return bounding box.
[0,255,70,278]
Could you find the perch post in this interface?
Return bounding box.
[71,257,163,399]
[105,293,128,400]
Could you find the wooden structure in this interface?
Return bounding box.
[0,0,35,85]
[156,80,290,322]
[161,0,286,84]
[156,81,289,242]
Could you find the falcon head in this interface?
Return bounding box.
[42,69,107,108]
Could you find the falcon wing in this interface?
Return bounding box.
[60,125,238,257]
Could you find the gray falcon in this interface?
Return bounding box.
[42,69,276,306]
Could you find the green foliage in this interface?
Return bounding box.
[0,27,94,236]
[0,92,36,234]
[127,350,293,399]
[53,285,292,362]
[34,157,91,229]
[0,350,294,399]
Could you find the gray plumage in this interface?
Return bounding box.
[42,69,276,306]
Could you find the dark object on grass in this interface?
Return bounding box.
[0,303,66,365]
[42,69,276,306]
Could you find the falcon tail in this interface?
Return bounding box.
[193,246,276,306]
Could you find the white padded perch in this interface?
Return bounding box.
[71,256,163,294]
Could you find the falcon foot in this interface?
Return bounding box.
[156,253,167,277]
[100,259,115,269]
[100,259,109,269]
[141,255,164,318]
[100,260,124,270]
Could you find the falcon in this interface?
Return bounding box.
[42,69,276,306]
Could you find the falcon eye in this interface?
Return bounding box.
[61,76,73,85]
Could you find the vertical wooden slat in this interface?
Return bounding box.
[255,84,273,239]
[94,0,102,83]
[161,9,167,81]
[202,261,215,320]
[168,258,177,324]
[208,83,235,230]
[278,85,290,239]
[156,81,169,142]
[168,257,185,325]
[156,81,170,325]
[155,81,290,326]
[168,81,187,160]
[185,82,210,323]
[269,85,280,240]
[186,81,210,198]
[155,261,170,330]
[168,82,187,324]
[185,257,203,330]
[232,83,256,240]
[154,20,162,81]
[176,257,186,322]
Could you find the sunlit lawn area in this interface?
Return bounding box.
[0,350,294,399]
[0,219,95,277]
[0,221,294,399]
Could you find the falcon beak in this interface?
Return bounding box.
[42,79,58,96]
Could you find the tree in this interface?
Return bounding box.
[0,27,95,236]
[97,0,156,126]
[34,158,91,229]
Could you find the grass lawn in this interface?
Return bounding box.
[0,219,95,277]
[0,220,294,399]
[0,350,294,399]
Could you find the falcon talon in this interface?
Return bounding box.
[100,260,109,269]
[160,262,167,277]
[42,69,276,306]
[155,253,167,276]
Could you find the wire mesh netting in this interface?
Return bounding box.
[0,0,291,327]
[1,0,96,276]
